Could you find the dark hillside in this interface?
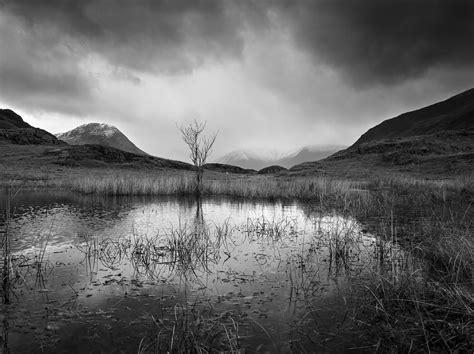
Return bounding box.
[204,163,257,175]
[352,88,474,147]
[0,109,64,145]
[259,165,288,174]
[45,144,194,170]
[0,109,32,129]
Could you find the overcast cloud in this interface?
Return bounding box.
[0,0,473,160]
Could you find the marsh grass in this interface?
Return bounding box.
[350,180,474,352]
[416,210,473,283]
[254,175,473,352]
[139,303,240,353]
[75,219,235,281]
[243,215,300,242]
[4,171,473,351]
[69,172,196,196]
[1,186,55,308]
[1,187,12,304]
[204,176,367,202]
[355,269,473,352]
[367,173,474,192]
[69,177,473,352]
[68,172,370,205]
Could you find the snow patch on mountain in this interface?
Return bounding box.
[56,122,147,155]
[216,144,346,170]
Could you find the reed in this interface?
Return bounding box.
[1,187,12,304]
[139,303,240,353]
[355,266,473,352]
[68,172,371,208]
[74,219,234,281]
[5,169,474,351]
[367,173,474,191]
[68,172,196,196]
[350,184,473,352]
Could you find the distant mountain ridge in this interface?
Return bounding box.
[217,145,345,170]
[56,123,147,156]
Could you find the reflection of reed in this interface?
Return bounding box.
[244,215,299,242]
[139,301,240,353]
[1,306,10,354]
[74,216,234,282]
[2,187,11,304]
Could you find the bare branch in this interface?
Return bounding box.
[178,119,217,168]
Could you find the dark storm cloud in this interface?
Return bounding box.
[2,0,472,95]
[0,0,261,115]
[1,0,473,133]
[0,11,95,115]
[1,0,249,74]
[271,0,474,87]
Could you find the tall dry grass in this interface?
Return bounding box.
[68,173,196,196]
[354,259,473,352]
[349,175,474,352]
[1,187,12,304]
[67,172,371,206]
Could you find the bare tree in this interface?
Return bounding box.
[178,119,218,195]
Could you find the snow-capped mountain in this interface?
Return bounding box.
[56,123,147,156]
[216,145,346,169]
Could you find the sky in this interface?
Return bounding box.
[0,0,473,161]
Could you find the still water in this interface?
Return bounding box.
[1,190,407,353]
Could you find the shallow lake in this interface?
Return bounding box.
[0,190,410,353]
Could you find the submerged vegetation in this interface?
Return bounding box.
[1,170,473,352]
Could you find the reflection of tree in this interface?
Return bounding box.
[1,307,10,353]
[193,195,204,236]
